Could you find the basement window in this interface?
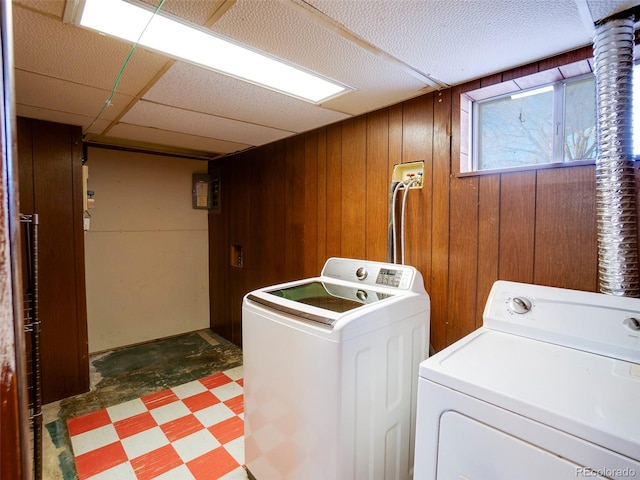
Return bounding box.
[462,73,596,173]
[460,59,604,174]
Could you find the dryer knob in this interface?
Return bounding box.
[356,267,368,280]
[624,317,640,331]
[509,296,532,314]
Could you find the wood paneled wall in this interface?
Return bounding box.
[209,46,598,350]
[17,118,89,403]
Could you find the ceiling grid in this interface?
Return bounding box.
[11,0,639,158]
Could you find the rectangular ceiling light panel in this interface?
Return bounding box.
[65,0,351,103]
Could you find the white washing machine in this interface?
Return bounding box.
[414,280,640,480]
[242,257,430,480]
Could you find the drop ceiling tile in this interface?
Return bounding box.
[13,0,66,17]
[15,104,112,134]
[305,0,594,85]
[142,62,351,133]
[15,70,135,123]
[586,0,639,22]
[321,61,433,116]
[139,0,228,26]
[209,0,430,114]
[13,4,170,95]
[107,123,251,155]
[120,100,293,146]
[15,0,633,158]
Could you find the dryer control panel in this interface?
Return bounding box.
[484,280,640,364]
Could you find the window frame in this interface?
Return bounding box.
[457,58,598,177]
[469,73,595,173]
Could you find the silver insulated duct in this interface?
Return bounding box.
[593,15,640,296]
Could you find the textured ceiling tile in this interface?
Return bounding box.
[586,0,639,22]
[13,0,66,17]
[321,73,431,116]
[120,100,294,146]
[143,62,351,133]
[212,0,356,78]
[15,70,135,122]
[305,0,594,84]
[211,0,430,108]
[108,123,251,154]
[13,5,170,94]
[139,0,228,25]
[14,0,633,157]
[15,104,112,134]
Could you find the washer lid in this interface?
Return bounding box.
[266,280,393,308]
[248,280,395,327]
[420,328,640,461]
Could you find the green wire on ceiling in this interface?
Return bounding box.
[85,0,167,133]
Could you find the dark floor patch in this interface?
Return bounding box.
[45,419,66,449]
[60,331,242,420]
[57,449,78,480]
[49,329,242,480]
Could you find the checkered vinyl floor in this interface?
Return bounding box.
[67,366,247,480]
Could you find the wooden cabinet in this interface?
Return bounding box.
[17,117,89,404]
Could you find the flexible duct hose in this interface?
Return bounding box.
[593,15,640,296]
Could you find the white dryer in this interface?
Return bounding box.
[414,280,640,480]
[243,257,430,480]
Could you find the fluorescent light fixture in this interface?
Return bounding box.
[64,0,351,104]
[510,85,554,100]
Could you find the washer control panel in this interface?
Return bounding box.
[321,257,422,292]
[375,268,404,287]
[483,280,640,364]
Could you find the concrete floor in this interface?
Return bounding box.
[41,329,243,480]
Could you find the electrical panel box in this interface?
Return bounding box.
[192,173,211,210]
[192,172,221,212]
